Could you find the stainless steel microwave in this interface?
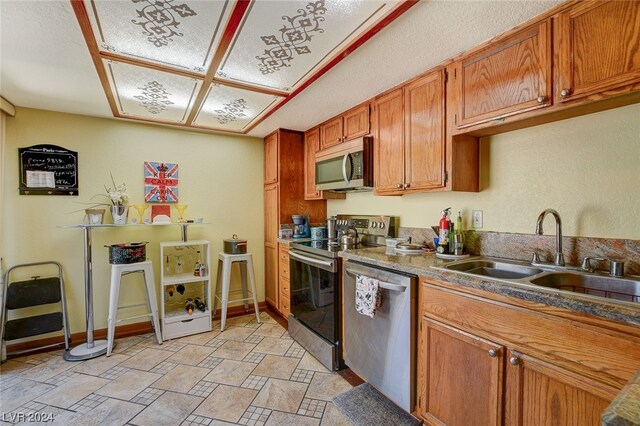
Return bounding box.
[315,136,373,192]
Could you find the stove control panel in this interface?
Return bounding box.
[335,215,398,243]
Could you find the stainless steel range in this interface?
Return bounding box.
[287,215,398,371]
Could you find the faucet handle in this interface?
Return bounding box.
[609,259,625,277]
[581,256,606,272]
[531,251,541,264]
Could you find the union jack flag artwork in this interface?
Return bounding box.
[144,161,178,203]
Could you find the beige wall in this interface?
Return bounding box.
[2,108,264,335]
[329,103,640,240]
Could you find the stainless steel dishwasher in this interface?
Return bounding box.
[342,260,417,412]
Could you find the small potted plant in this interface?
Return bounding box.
[103,175,129,225]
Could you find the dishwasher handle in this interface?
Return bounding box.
[344,265,413,292]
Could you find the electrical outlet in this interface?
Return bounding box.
[472,210,483,229]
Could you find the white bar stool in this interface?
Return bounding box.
[213,252,261,331]
[107,260,162,356]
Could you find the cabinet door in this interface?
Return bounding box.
[343,103,370,141]
[504,350,617,426]
[265,245,278,308]
[555,1,640,103]
[320,116,343,150]
[404,70,445,191]
[419,318,503,426]
[458,20,552,129]
[373,88,405,194]
[264,183,278,246]
[264,132,278,185]
[304,127,321,200]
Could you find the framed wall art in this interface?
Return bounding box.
[144,161,178,203]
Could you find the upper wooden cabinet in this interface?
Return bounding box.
[455,20,552,130]
[555,1,640,103]
[303,127,345,201]
[404,71,446,191]
[374,70,447,195]
[320,103,370,150]
[264,132,278,185]
[373,88,405,194]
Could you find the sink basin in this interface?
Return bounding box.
[444,260,544,279]
[530,273,640,303]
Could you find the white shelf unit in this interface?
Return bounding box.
[159,240,211,341]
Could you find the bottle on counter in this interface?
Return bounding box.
[185,298,195,315]
[455,211,465,255]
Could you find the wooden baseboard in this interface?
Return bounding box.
[7,301,269,359]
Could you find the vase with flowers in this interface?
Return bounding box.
[105,177,129,225]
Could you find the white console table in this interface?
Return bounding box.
[59,222,207,361]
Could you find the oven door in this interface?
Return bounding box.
[289,249,339,343]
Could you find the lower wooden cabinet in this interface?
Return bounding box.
[417,279,638,426]
[420,318,503,426]
[278,244,291,317]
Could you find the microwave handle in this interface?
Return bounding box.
[342,153,353,183]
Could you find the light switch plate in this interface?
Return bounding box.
[472,210,483,229]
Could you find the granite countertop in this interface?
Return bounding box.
[338,246,640,426]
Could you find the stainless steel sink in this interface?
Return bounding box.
[444,260,544,279]
[530,273,640,303]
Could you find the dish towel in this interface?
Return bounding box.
[355,274,383,318]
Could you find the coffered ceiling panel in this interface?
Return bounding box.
[104,60,202,123]
[216,0,401,92]
[192,83,282,132]
[85,0,232,73]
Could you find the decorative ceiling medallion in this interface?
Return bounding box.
[103,59,202,124]
[215,98,248,125]
[84,0,231,72]
[192,83,284,132]
[256,0,327,75]
[131,0,197,48]
[134,81,174,114]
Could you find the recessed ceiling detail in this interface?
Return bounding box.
[256,0,327,75]
[192,83,282,131]
[131,0,198,49]
[104,60,202,124]
[72,0,418,133]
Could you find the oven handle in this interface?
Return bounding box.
[289,250,336,271]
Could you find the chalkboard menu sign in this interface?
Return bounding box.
[18,144,79,195]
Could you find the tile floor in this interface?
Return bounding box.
[0,312,355,425]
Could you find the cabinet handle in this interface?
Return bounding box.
[510,356,520,366]
[560,88,571,97]
[404,183,411,189]
[336,138,341,142]
[536,96,547,103]
[395,183,402,189]
[488,349,498,358]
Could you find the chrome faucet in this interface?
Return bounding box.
[535,209,565,266]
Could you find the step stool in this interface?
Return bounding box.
[213,252,261,331]
[107,260,162,356]
[1,261,71,362]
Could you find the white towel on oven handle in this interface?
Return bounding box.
[355,274,383,318]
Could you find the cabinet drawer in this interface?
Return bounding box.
[163,314,211,341]
[421,282,640,388]
[279,276,290,298]
[280,294,291,317]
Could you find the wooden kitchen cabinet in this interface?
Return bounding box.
[420,318,503,426]
[417,279,639,425]
[278,244,291,317]
[304,127,346,201]
[455,20,552,130]
[554,1,640,103]
[264,132,278,185]
[374,70,446,195]
[263,129,326,317]
[373,88,404,194]
[319,103,370,150]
